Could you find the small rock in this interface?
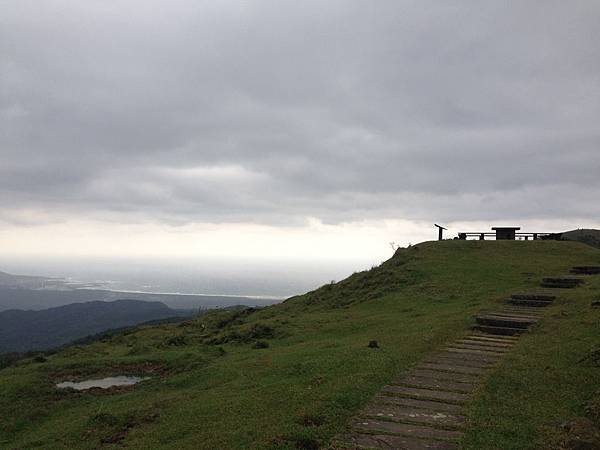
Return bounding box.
[368,340,379,348]
[252,340,269,349]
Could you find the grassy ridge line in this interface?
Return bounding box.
[0,241,599,449]
[562,228,600,249]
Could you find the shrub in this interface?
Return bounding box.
[165,336,187,346]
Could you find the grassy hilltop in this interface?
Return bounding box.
[1,240,599,449]
[562,228,600,249]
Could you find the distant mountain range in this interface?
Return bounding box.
[0,270,281,311]
[0,268,281,353]
[0,299,184,353]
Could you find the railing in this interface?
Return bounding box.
[456,232,561,241]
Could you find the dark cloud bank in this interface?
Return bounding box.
[1,1,599,226]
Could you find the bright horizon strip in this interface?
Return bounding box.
[0,217,598,261]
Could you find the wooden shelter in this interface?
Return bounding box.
[492,227,521,240]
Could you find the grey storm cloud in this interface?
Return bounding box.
[1,0,599,225]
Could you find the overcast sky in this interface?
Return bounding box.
[1,1,599,261]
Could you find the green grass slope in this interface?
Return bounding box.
[1,241,599,449]
[463,273,600,450]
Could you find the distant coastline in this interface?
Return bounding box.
[75,286,286,301]
[0,269,285,311]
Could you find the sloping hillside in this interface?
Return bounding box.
[562,228,600,249]
[1,240,599,449]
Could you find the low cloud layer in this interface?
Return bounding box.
[2,1,599,230]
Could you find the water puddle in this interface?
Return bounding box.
[56,375,148,390]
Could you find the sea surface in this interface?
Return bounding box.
[0,256,378,299]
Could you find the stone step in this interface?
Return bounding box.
[501,304,545,310]
[448,342,509,353]
[507,298,554,307]
[500,304,545,312]
[455,338,514,349]
[540,284,575,289]
[462,338,517,348]
[540,277,583,288]
[571,266,600,275]
[476,315,536,329]
[443,347,505,360]
[435,349,500,364]
[408,368,480,384]
[351,418,464,441]
[466,333,520,342]
[362,403,466,428]
[394,376,475,393]
[499,307,545,315]
[375,394,464,413]
[511,293,556,301]
[473,324,527,336]
[543,277,583,284]
[480,315,540,325]
[334,432,459,449]
[482,312,540,321]
[540,283,578,289]
[450,344,510,355]
[416,362,487,376]
[382,386,471,404]
[491,314,540,322]
[426,352,496,367]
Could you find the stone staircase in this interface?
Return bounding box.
[332,265,599,449]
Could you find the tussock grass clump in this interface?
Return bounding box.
[288,246,423,308]
[205,322,277,345]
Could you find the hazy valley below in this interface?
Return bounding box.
[0,257,375,354]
